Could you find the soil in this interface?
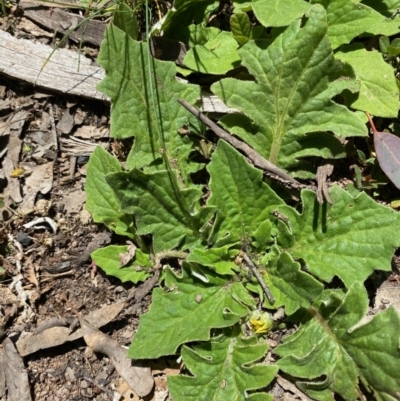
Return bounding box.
[0,3,400,401]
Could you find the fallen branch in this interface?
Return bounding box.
[66,298,154,397]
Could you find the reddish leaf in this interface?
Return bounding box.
[367,113,400,190]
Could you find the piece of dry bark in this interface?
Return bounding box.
[3,337,32,401]
[16,301,124,356]
[18,16,54,38]
[80,318,154,397]
[60,136,109,156]
[74,124,109,139]
[20,2,106,47]
[0,30,107,101]
[0,30,236,113]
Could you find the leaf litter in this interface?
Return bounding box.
[0,65,160,400]
[2,1,400,401]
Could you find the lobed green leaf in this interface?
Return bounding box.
[277,185,400,287]
[97,24,201,182]
[128,266,255,359]
[187,246,240,276]
[112,3,138,40]
[230,12,251,45]
[276,282,400,401]
[85,146,134,238]
[251,0,311,28]
[212,5,366,173]
[183,31,241,74]
[263,246,324,315]
[168,326,278,401]
[106,169,212,253]
[336,44,399,118]
[311,0,385,49]
[207,141,285,246]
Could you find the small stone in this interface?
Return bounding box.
[65,367,76,382]
[77,155,89,165]
[17,231,33,247]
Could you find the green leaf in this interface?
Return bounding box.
[106,169,211,253]
[112,3,138,40]
[187,24,221,46]
[168,326,278,401]
[252,220,273,251]
[128,266,255,359]
[85,146,134,238]
[264,247,324,315]
[211,5,366,173]
[251,0,311,28]
[278,186,400,287]
[379,35,390,53]
[97,25,200,180]
[160,0,217,36]
[368,18,400,37]
[91,245,151,283]
[187,246,240,275]
[207,141,285,246]
[276,282,400,401]
[361,0,400,17]
[183,31,240,74]
[230,12,251,45]
[311,0,384,49]
[336,44,399,117]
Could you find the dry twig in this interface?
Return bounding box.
[242,253,275,304]
[178,99,314,192]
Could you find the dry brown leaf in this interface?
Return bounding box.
[26,257,39,288]
[74,125,109,139]
[16,302,125,356]
[57,109,74,134]
[62,188,86,214]
[18,161,54,214]
[119,241,137,267]
[0,121,13,136]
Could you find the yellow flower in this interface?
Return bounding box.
[10,166,26,178]
[248,310,273,334]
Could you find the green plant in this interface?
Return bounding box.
[86,1,400,400]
